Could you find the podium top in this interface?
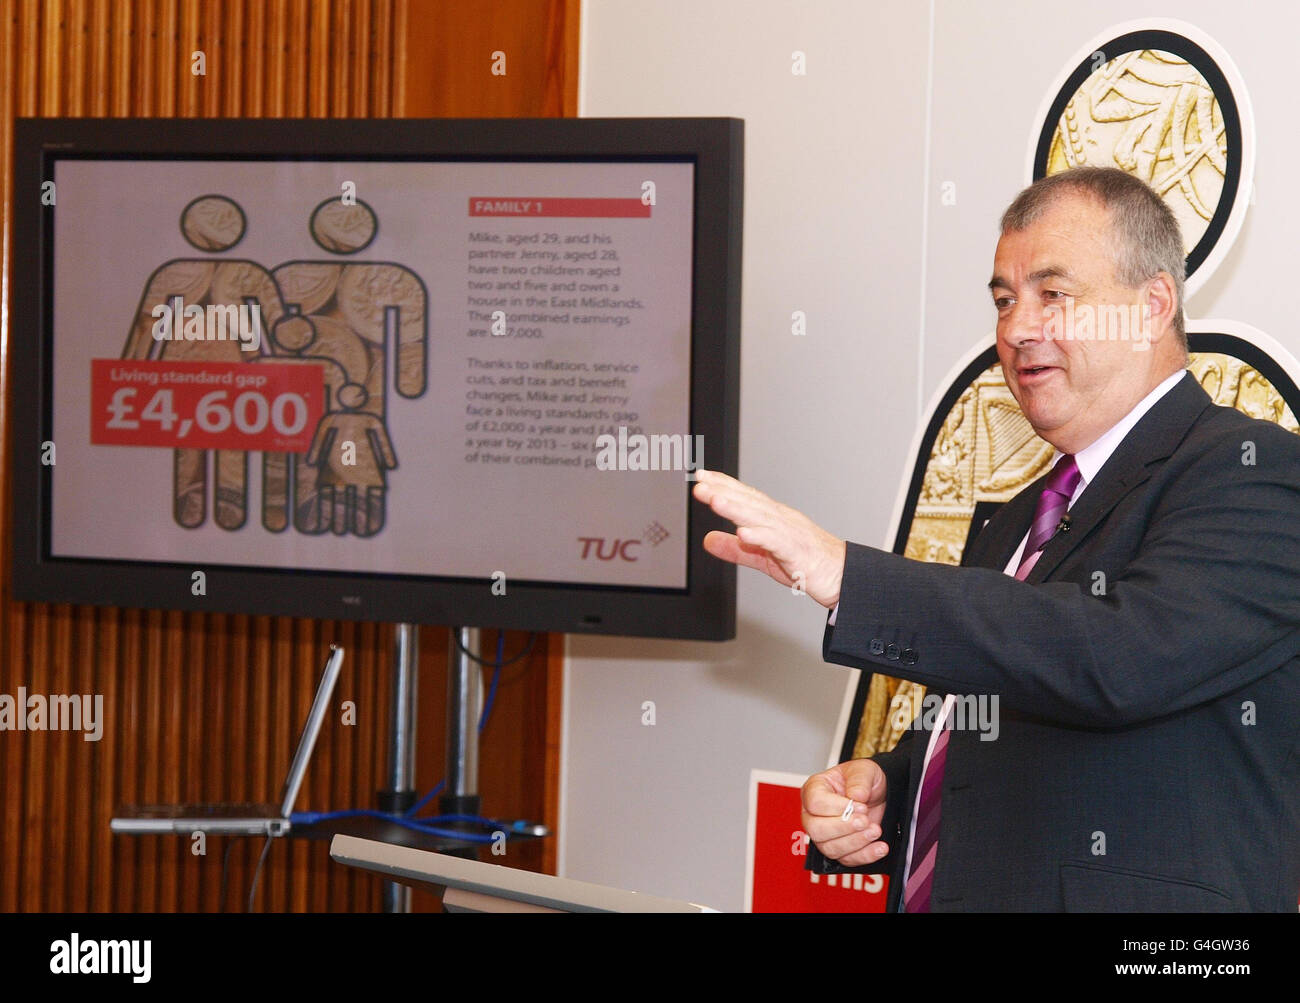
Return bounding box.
[329,834,717,913]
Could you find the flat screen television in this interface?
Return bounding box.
[10,117,741,640]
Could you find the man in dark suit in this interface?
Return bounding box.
[692,166,1300,911]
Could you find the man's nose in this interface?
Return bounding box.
[1003,299,1046,348]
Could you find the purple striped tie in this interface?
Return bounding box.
[1012,454,1081,582]
[902,454,1079,912]
[901,724,949,912]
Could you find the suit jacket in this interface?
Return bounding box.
[806,371,1300,911]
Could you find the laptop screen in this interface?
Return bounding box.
[278,646,345,816]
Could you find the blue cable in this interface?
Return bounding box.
[298,630,517,838]
[403,630,504,818]
[292,808,539,833]
[478,630,505,731]
[405,779,445,818]
[289,807,528,844]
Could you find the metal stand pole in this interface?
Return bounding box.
[441,627,482,839]
[380,622,419,913]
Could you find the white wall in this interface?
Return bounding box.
[564,0,930,911]
[920,0,1300,381]
[563,0,1299,912]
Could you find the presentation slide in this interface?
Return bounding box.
[50,159,695,588]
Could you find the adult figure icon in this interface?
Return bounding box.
[270,196,428,537]
[120,195,287,530]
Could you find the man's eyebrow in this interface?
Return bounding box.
[987,265,1077,291]
[1029,265,1076,283]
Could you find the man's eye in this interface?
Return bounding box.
[993,296,1013,309]
[1043,290,1065,300]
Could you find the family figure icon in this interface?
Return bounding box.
[120,193,428,537]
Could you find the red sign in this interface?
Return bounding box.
[91,359,324,452]
[750,778,889,913]
[468,197,651,218]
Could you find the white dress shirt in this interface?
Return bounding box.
[825,368,1186,899]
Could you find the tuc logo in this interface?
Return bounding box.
[577,521,670,561]
[577,537,641,561]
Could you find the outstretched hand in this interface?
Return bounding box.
[691,469,847,608]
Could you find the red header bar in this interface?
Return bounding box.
[468,197,650,218]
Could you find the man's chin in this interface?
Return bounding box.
[1018,405,1060,439]
[1005,378,1068,438]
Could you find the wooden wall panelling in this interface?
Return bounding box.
[0,0,574,912]
[0,0,572,914]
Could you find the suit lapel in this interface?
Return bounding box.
[963,487,1039,571]
[1025,371,1212,584]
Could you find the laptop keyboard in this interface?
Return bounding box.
[123,802,278,819]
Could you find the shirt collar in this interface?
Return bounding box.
[1056,369,1187,493]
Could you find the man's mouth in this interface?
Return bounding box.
[1017,365,1059,382]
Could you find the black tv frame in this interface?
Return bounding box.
[9,116,741,641]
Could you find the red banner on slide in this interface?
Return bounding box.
[90,359,324,452]
[468,197,650,218]
[751,781,889,913]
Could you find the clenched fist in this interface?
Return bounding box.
[801,758,891,867]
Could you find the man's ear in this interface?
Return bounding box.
[1141,271,1179,348]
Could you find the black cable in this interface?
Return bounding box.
[219,839,235,913]
[247,835,273,913]
[453,630,538,669]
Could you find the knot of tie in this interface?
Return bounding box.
[1044,453,1081,501]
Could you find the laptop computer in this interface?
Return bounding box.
[329,833,719,912]
[111,644,344,837]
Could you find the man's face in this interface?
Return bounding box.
[990,192,1160,453]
